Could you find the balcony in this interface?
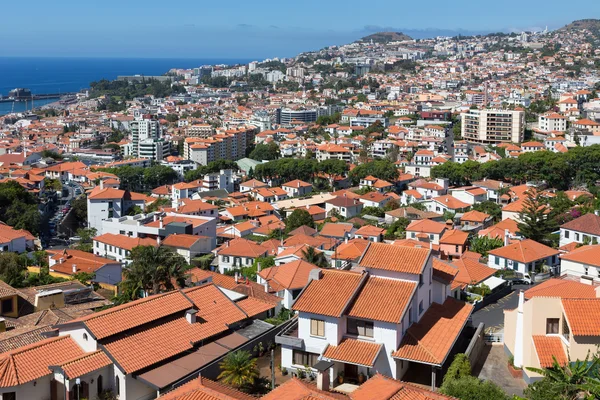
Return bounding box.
[275,317,304,349]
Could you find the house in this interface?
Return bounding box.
[448,186,487,205]
[358,191,393,208]
[559,245,600,280]
[0,283,277,400]
[439,229,470,259]
[325,196,363,219]
[384,207,443,225]
[450,256,498,291]
[0,223,35,253]
[330,238,370,269]
[504,278,600,383]
[354,225,384,242]
[216,238,269,274]
[359,176,394,193]
[258,260,320,309]
[405,219,447,245]
[472,179,510,203]
[319,223,354,240]
[488,239,560,275]
[282,180,313,197]
[48,249,122,285]
[559,213,600,248]
[460,210,493,232]
[478,218,520,241]
[239,179,268,193]
[0,281,19,318]
[162,233,214,263]
[93,233,157,264]
[277,242,473,389]
[252,187,289,203]
[87,185,155,234]
[425,196,470,214]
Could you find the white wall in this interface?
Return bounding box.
[58,327,98,352]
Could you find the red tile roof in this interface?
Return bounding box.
[293,270,366,317]
[393,298,473,366]
[347,276,416,324]
[258,260,320,291]
[532,336,567,368]
[59,350,112,379]
[488,239,559,264]
[323,338,382,367]
[359,242,430,275]
[562,299,600,336]
[524,278,597,300]
[561,213,600,237]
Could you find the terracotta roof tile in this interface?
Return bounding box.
[293,270,366,317]
[59,350,112,379]
[451,258,496,287]
[406,219,446,234]
[217,238,269,258]
[262,378,346,400]
[562,299,600,336]
[324,338,382,367]
[347,277,416,324]
[439,230,469,245]
[159,377,255,400]
[259,260,320,291]
[351,373,454,400]
[432,258,458,284]
[561,213,600,237]
[359,242,430,275]
[560,245,600,267]
[524,278,597,300]
[235,297,276,318]
[532,336,567,368]
[488,239,559,264]
[0,336,84,387]
[393,298,473,366]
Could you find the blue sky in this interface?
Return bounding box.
[2,0,598,59]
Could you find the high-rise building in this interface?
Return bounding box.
[131,118,161,157]
[461,109,525,144]
[278,108,318,125]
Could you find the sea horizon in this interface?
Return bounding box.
[0,56,255,115]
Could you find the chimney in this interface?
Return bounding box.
[504,229,510,246]
[185,309,197,324]
[100,179,104,190]
[159,217,164,229]
[59,257,64,264]
[264,282,269,293]
[235,271,239,284]
[72,264,77,274]
[513,290,525,368]
[157,235,162,246]
[345,237,348,244]
[257,262,262,273]
[316,364,331,391]
[309,269,323,281]
[153,213,158,222]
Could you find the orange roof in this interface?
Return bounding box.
[432,195,470,210]
[488,239,559,264]
[331,238,370,261]
[59,350,112,379]
[406,219,446,234]
[524,278,597,300]
[393,297,473,366]
[354,225,384,237]
[320,223,353,238]
[159,377,255,400]
[562,299,600,336]
[93,233,157,250]
[351,373,454,400]
[236,297,276,318]
[0,335,84,387]
[452,257,496,287]
[460,210,490,223]
[262,378,346,400]
[162,233,204,249]
[560,245,600,267]
[439,229,469,245]
[432,258,458,284]
[359,242,430,275]
[282,179,312,188]
[258,259,320,291]
[324,338,382,367]
[293,270,365,317]
[532,336,567,368]
[48,249,118,275]
[348,276,416,324]
[217,238,269,258]
[479,218,519,239]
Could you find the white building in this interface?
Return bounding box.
[461,109,525,144]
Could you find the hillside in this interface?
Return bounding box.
[559,19,600,32]
[358,32,413,43]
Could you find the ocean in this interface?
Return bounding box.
[0,57,252,115]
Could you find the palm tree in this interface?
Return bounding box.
[526,353,600,399]
[301,246,329,269]
[123,245,188,299]
[218,351,259,388]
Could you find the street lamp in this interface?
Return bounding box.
[75,378,81,400]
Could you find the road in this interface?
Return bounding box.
[444,123,455,158]
[471,283,534,334]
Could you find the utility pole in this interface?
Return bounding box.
[270,348,275,389]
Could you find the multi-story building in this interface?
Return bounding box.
[278,108,318,126]
[130,118,161,157]
[538,112,567,132]
[276,243,473,388]
[138,138,170,161]
[461,109,525,144]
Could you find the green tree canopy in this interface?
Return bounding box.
[218,350,259,389]
[285,209,315,233]
[348,160,398,185]
[0,181,41,235]
[248,143,280,161]
[517,190,556,245]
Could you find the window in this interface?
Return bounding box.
[347,318,374,337]
[565,230,570,239]
[293,350,319,367]
[429,289,432,305]
[83,333,88,341]
[495,257,499,265]
[419,274,424,288]
[115,376,120,396]
[3,393,16,400]
[1,298,13,314]
[97,375,103,394]
[246,258,252,265]
[419,300,424,314]
[576,233,580,241]
[562,316,570,342]
[310,319,325,337]
[546,318,559,334]
[223,256,230,263]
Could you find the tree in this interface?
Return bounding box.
[361,206,385,218]
[127,205,143,216]
[385,217,410,240]
[525,353,600,400]
[348,160,398,185]
[440,375,510,400]
[301,246,329,268]
[471,201,502,222]
[70,196,87,224]
[443,354,472,384]
[285,209,315,233]
[470,236,504,257]
[218,351,259,389]
[248,143,280,161]
[121,245,188,300]
[0,181,41,235]
[517,190,555,245]
[0,252,26,287]
[44,178,63,192]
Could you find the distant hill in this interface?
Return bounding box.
[559,19,600,32]
[358,32,413,43]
